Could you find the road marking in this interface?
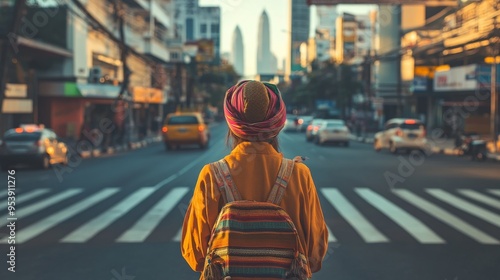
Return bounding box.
[458,189,500,210]
[393,189,500,244]
[321,188,388,243]
[61,187,156,243]
[0,189,7,200]
[117,187,189,242]
[0,189,80,227]
[172,227,182,242]
[152,138,225,189]
[427,189,500,228]
[488,189,500,197]
[0,188,119,244]
[16,189,51,204]
[356,188,444,244]
[326,225,337,243]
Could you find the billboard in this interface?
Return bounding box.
[307,0,458,6]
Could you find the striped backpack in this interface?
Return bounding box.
[202,157,310,280]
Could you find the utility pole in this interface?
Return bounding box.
[0,0,28,133]
[491,42,498,153]
[395,4,403,118]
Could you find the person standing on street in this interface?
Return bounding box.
[181,80,328,279]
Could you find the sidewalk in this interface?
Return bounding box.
[351,133,500,162]
[68,135,163,159]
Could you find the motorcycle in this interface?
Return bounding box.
[456,133,487,161]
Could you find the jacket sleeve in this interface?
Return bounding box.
[301,167,328,273]
[181,164,221,271]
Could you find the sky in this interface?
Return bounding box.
[199,0,377,77]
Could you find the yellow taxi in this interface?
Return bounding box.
[162,112,210,150]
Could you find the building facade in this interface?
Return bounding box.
[290,0,310,73]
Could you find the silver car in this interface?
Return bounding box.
[0,125,68,170]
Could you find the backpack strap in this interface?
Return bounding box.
[267,157,296,205]
[210,159,242,203]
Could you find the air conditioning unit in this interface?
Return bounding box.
[88,66,102,84]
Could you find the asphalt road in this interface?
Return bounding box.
[1,122,499,280]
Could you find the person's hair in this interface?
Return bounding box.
[226,129,280,152]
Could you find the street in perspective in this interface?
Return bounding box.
[1,0,500,280]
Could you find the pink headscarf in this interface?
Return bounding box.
[224,80,286,142]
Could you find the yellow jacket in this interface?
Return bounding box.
[181,141,329,275]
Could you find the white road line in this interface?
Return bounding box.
[488,189,500,197]
[17,189,51,204]
[393,189,499,244]
[356,189,444,244]
[427,189,500,228]
[0,189,81,227]
[117,187,189,242]
[172,227,182,242]
[321,188,388,243]
[458,189,500,210]
[61,188,156,243]
[326,225,337,243]
[0,188,119,244]
[0,188,8,200]
[152,137,225,189]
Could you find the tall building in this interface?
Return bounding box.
[256,10,278,75]
[316,5,338,37]
[174,0,221,63]
[290,0,310,73]
[231,26,245,76]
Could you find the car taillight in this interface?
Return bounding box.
[307,125,312,131]
[298,119,304,125]
[396,129,403,137]
[313,126,319,132]
[162,126,168,133]
[198,125,204,132]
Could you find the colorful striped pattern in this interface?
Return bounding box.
[205,201,306,279]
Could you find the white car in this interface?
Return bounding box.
[305,119,324,141]
[374,118,427,153]
[284,116,300,132]
[315,120,350,146]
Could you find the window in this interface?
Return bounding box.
[168,116,199,125]
[200,24,207,34]
[210,23,219,34]
[186,18,194,40]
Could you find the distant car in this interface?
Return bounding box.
[374,118,427,153]
[284,116,300,132]
[305,119,325,142]
[0,124,68,170]
[162,112,210,150]
[297,116,313,132]
[315,120,351,146]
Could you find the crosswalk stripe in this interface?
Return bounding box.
[0,188,119,244]
[427,189,500,228]
[0,188,8,200]
[117,187,189,242]
[173,227,182,242]
[326,225,337,243]
[458,189,500,210]
[488,189,500,197]
[393,189,500,244]
[0,189,81,227]
[16,189,51,204]
[61,188,156,243]
[356,189,444,244]
[321,188,388,243]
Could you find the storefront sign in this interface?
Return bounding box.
[133,87,164,104]
[77,84,121,98]
[5,83,28,98]
[411,76,428,92]
[2,99,33,114]
[433,64,478,91]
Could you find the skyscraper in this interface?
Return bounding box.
[257,10,278,75]
[290,0,310,72]
[231,26,245,76]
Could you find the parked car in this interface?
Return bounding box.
[373,118,427,153]
[305,119,325,142]
[0,124,68,170]
[315,119,350,146]
[162,112,210,150]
